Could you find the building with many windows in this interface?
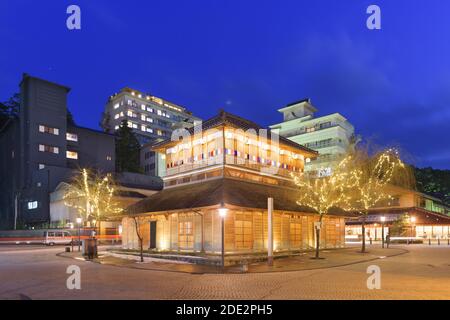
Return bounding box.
[0,74,162,230]
[121,111,351,262]
[270,99,355,176]
[102,87,201,144]
[101,87,201,176]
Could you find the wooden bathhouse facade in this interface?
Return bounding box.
[122,111,350,259]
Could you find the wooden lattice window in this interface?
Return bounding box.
[178,221,194,249]
[235,214,252,249]
[290,222,302,248]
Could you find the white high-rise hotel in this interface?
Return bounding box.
[270,99,355,175]
[102,87,201,175]
[102,87,200,144]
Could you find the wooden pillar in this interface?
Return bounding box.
[268,197,274,266]
[169,214,172,251]
[201,212,205,253]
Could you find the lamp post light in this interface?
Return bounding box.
[70,223,74,251]
[380,216,386,248]
[218,203,228,272]
[410,216,416,244]
[76,217,82,252]
[92,219,97,238]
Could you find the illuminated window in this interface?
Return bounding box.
[38,164,45,170]
[66,133,78,142]
[157,130,163,136]
[113,103,119,109]
[141,104,146,111]
[114,125,119,130]
[106,156,112,161]
[127,110,137,118]
[141,125,146,132]
[141,114,146,121]
[127,121,138,129]
[27,201,38,210]
[66,151,78,159]
[178,221,193,249]
[39,144,59,154]
[39,125,59,136]
[114,114,120,119]
[235,214,252,249]
[290,222,302,248]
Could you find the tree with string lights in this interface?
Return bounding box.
[348,147,414,253]
[63,169,123,234]
[292,156,359,259]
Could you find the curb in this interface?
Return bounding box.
[55,247,410,275]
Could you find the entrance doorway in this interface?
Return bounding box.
[149,221,157,249]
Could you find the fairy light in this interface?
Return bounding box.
[63,169,123,223]
[291,154,360,258]
[352,148,406,215]
[291,154,360,220]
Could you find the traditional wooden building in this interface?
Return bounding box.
[122,111,351,260]
[345,186,450,241]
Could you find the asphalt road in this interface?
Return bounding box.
[0,244,449,300]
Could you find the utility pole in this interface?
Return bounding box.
[268,197,274,266]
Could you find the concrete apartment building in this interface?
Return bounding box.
[0,74,161,230]
[270,99,355,176]
[101,88,201,176]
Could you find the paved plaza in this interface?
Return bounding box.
[0,244,449,299]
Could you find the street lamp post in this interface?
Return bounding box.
[70,223,74,252]
[76,217,82,252]
[92,219,97,238]
[380,216,386,248]
[218,204,228,272]
[410,216,416,244]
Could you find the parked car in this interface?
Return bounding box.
[43,231,73,246]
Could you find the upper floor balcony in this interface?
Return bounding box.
[165,154,300,178]
[282,122,346,139]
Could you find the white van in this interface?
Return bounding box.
[43,231,73,246]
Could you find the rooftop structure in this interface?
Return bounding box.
[270,99,355,176]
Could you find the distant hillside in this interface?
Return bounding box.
[414,167,450,207]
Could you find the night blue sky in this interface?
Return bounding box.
[1,0,449,169]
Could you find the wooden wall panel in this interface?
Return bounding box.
[203,210,213,252]
[170,214,178,250]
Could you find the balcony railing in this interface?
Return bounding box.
[304,139,348,150]
[283,124,341,138]
[165,155,296,177]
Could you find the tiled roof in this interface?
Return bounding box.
[346,207,450,224]
[151,110,318,156]
[126,177,353,217]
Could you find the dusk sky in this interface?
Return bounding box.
[1,0,449,169]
